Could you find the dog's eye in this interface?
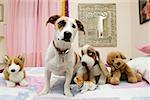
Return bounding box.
[16,63,19,65]
[8,64,11,66]
[58,20,66,28]
[116,56,118,58]
[112,60,114,62]
[89,52,93,56]
[72,24,76,28]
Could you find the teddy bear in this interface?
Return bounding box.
[2,55,28,87]
[106,51,142,85]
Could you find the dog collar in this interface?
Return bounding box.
[53,41,70,55]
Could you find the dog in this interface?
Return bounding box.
[74,45,110,85]
[106,51,142,85]
[2,55,28,87]
[39,15,85,96]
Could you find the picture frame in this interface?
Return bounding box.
[78,3,117,47]
[139,0,150,24]
[0,4,4,22]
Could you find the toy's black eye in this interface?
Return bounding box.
[72,24,76,28]
[116,56,118,58]
[112,60,114,62]
[8,64,11,66]
[16,63,19,65]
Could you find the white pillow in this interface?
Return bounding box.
[127,57,150,84]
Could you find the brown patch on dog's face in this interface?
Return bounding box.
[54,16,68,31]
[107,51,126,69]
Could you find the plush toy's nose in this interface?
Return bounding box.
[117,62,120,66]
[11,69,16,72]
[82,61,87,66]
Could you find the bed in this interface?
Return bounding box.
[0,57,150,100]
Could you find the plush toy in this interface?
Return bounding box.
[74,75,97,93]
[106,51,142,85]
[2,55,28,87]
[78,45,110,85]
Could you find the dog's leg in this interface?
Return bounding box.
[64,68,73,97]
[6,80,16,87]
[98,74,106,85]
[19,79,28,86]
[89,72,96,83]
[110,70,121,85]
[39,68,51,95]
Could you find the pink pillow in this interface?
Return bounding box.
[136,44,150,56]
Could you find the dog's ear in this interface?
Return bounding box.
[18,55,25,63]
[46,15,60,25]
[96,50,100,61]
[76,20,85,34]
[3,55,9,65]
[118,51,126,59]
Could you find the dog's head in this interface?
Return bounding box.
[107,51,126,70]
[46,15,85,43]
[81,45,100,69]
[4,55,25,74]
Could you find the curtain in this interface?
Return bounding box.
[5,0,68,67]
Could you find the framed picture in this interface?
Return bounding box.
[0,4,4,22]
[78,3,117,47]
[139,0,150,24]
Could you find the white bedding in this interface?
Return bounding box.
[0,67,149,100]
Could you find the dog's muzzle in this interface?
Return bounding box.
[62,31,72,42]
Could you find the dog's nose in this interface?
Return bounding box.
[64,31,72,39]
[82,62,87,66]
[11,69,16,72]
[117,62,120,66]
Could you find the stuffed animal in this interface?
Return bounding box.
[74,75,97,93]
[106,51,142,85]
[2,55,28,87]
[75,45,110,85]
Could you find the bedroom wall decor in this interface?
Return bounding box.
[78,3,117,47]
[139,0,150,24]
[0,4,4,22]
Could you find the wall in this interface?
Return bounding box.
[0,0,7,58]
[69,0,133,62]
[130,0,150,57]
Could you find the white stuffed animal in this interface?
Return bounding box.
[2,55,28,87]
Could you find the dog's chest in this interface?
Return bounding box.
[9,71,24,83]
[49,55,70,75]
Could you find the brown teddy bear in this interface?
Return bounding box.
[106,51,142,85]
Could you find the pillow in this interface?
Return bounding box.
[136,44,150,56]
[127,57,150,84]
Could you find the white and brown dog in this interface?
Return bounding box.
[75,45,110,85]
[39,15,85,96]
[2,55,27,87]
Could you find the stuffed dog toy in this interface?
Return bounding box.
[39,15,85,96]
[75,45,110,85]
[106,51,142,85]
[2,55,27,87]
[74,75,97,93]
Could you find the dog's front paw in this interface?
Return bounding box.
[6,81,16,87]
[19,79,28,86]
[64,90,73,97]
[98,79,106,85]
[110,77,120,85]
